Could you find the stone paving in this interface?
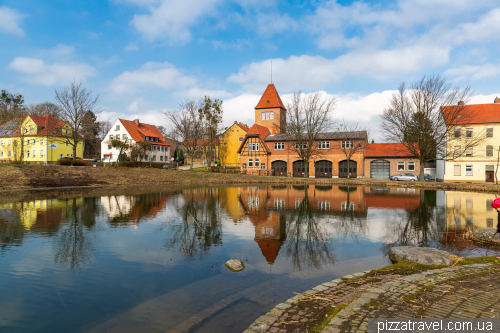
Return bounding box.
[243,263,500,333]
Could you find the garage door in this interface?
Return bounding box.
[370,160,390,179]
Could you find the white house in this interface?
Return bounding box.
[101,118,170,162]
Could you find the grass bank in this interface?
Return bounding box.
[2,164,500,192]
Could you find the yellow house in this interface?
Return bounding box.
[437,98,500,183]
[219,121,249,166]
[0,114,83,164]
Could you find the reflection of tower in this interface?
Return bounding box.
[254,212,287,264]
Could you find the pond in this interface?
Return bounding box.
[0,185,499,333]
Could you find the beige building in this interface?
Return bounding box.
[437,98,500,183]
[442,191,498,232]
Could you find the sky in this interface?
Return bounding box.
[0,0,499,142]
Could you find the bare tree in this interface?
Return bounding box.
[381,74,486,181]
[279,92,337,177]
[26,102,61,119]
[99,119,112,140]
[338,120,369,178]
[165,99,202,169]
[54,80,100,159]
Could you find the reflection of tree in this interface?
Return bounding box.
[0,207,25,253]
[283,190,335,270]
[163,189,223,261]
[380,191,441,254]
[53,198,97,271]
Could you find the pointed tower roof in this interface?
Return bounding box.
[255,84,286,110]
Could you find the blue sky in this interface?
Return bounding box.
[1,0,499,141]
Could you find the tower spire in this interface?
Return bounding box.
[271,59,272,84]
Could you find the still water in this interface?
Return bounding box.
[0,185,499,333]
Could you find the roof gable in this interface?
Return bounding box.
[255,84,287,110]
[119,119,170,146]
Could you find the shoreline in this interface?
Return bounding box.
[1,165,500,193]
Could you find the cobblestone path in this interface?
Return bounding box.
[244,263,500,333]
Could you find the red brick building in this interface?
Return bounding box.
[238,84,368,178]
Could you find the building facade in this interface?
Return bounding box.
[219,121,249,166]
[0,114,84,164]
[101,118,170,162]
[364,143,421,179]
[437,98,500,183]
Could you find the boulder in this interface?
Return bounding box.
[225,259,245,272]
[472,229,500,243]
[388,246,455,266]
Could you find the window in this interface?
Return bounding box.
[242,163,247,169]
[0,151,2,157]
[249,143,259,151]
[255,158,260,167]
[454,146,461,157]
[261,163,265,169]
[408,162,415,171]
[108,145,111,150]
[266,112,269,120]
[466,165,473,176]
[398,162,405,171]
[487,200,493,211]
[8,151,11,157]
[341,141,354,149]
[116,125,120,131]
[116,134,120,140]
[40,150,43,157]
[295,142,307,149]
[153,155,156,161]
[249,159,253,167]
[487,145,494,157]
[270,112,274,119]
[156,138,158,142]
[454,165,461,176]
[110,135,114,140]
[24,128,28,134]
[123,134,127,140]
[248,197,259,208]
[465,217,473,228]
[466,198,473,210]
[274,142,285,150]
[465,147,473,157]
[65,129,68,135]
[161,146,164,152]
[466,127,473,138]
[40,139,44,145]
[487,218,494,228]
[454,128,461,139]
[67,154,70,157]
[0,140,2,146]
[454,216,461,227]
[274,199,285,209]
[8,140,10,145]
[32,150,36,158]
[318,201,330,211]
[26,150,30,158]
[319,141,330,149]
[66,140,69,146]
[262,113,265,120]
[160,156,163,161]
[487,128,493,138]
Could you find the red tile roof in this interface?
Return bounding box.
[364,143,416,158]
[119,119,169,146]
[441,103,500,125]
[0,114,69,137]
[256,239,283,264]
[237,124,272,153]
[255,84,287,110]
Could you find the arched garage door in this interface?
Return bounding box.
[370,160,390,179]
[272,161,287,176]
[315,160,332,178]
[293,160,306,177]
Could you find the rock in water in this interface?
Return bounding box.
[388,246,455,266]
[225,259,245,272]
[473,229,500,243]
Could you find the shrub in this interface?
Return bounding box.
[57,158,73,166]
[71,160,87,166]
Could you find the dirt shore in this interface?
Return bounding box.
[1,165,500,193]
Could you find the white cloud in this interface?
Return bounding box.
[9,57,98,86]
[228,44,449,92]
[124,42,139,52]
[128,0,222,43]
[0,6,25,37]
[445,63,500,81]
[128,101,139,111]
[450,7,500,45]
[110,61,197,93]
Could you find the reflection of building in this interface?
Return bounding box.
[101,193,169,223]
[442,191,498,231]
[254,212,287,264]
[0,198,83,229]
[218,187,246,222]
[363,187,421,210]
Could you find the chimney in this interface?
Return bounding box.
[495,97,500,104]
[234,121,237,124]
[458,101,465,106]
[134,119,139,126]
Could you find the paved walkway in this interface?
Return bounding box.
[244,263,500,333]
